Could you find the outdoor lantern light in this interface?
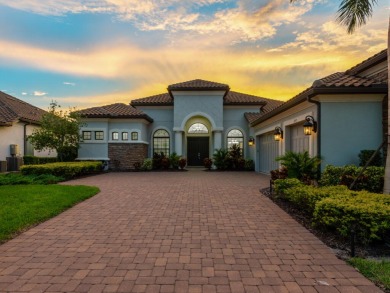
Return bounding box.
[248,136,255,146]
[274,126,283,141]
[303,115,317,135]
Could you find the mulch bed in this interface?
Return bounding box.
[260,187,390,260]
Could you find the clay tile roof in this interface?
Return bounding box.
[78,103,153,122]
[0,91,46,126]
[244,112,263,123]
[168,79,229,91]
[312,72,384,88]
[224,91,267,105]
[131,93,172,106]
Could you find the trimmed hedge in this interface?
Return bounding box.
[274,179,390,243]
[319,165,384,193]
[284,185,349,215]
[314,192,390,243]
[274,178,303,196]
[23,156,58,165]
[21,161,102,179]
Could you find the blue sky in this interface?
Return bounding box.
[0,0,388,109]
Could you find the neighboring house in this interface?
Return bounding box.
[78,49,388,173]
[0,92,56,168]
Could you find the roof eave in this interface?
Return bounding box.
[131,102,174,107]
[81,114,154,123]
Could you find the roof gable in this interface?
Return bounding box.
[0,91,46,126]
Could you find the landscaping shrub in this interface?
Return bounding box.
[276,151,321,182]
[244,159,254,171]
[313,192,390,243]
[320,165,384,193]
[0,173,64,185]
[23,156,58,165]
[358,149,383,167]
[152,152,164,169]
[169,152,180,169]
[20,161,102,179]
[178,158,187,170]
[284,185,349,215]
[133,162,141,171]
[141,158,153,171]
[213,148,229,170]
[161,157,170,169]
[273,178,303,197]
[203,158,212,170]
[270,166,288,181]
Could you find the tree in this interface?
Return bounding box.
[28,101,83,162]
[290,0,390,193]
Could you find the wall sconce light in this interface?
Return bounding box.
[248,136,255,146]
[274,127,283,141]
[303,115,317,135]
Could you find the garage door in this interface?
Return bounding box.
[258,132,279,174]
[290,124,309,153]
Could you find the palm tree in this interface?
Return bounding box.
[290,0,390,193]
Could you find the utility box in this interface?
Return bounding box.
[0,161,6,172]
[6,157,23,171]
[10,144,19,157]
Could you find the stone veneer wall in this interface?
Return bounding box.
[108,143,148,171]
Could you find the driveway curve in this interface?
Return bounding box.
[0,171,383,292]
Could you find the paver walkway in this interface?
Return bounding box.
[0,172,383,293]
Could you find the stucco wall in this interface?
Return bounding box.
[0,122,56,161]
[321,101,382,167]
[172,92,224,130]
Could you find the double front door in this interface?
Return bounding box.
[187,137,209,166]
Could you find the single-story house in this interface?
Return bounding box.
[0,92,56,170]
[78,49,388,173]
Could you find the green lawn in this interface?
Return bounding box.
[0,185,99,242]
[349,258,390,291]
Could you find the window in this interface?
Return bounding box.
[82,131,91,140]
[153,129,170,156]
[112,132,119,140]
[122,132,128,140]
[95,131,104,140]
[188,123,208,134]
[131,132,138,140]
[227,129,244,154]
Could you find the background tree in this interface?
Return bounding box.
[28,101,83,162]
[290,0,390,193]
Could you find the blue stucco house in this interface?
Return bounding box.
[78,49,388,172]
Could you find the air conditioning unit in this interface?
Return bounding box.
[10,144,19,157]
[0,161,6,172]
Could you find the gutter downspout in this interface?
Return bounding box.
[23,123,28,156]
[307,94,321,177]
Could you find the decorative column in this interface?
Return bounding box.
[175,131,183,156]
[213,130,222,150]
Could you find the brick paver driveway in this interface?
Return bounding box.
[0,171,382,293]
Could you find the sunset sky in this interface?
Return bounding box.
[0,0,388,109]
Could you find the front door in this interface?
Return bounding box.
[187,137,209,166]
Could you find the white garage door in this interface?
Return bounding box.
[290,124,309,153]
[258,132,279,174]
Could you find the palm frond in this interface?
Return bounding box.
[336,0,377,34]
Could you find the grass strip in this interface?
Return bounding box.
[349,257,390,291]
[0,185,99,242]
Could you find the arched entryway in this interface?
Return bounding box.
[185,117,211,166]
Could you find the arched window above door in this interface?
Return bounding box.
[188,123,209,134]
